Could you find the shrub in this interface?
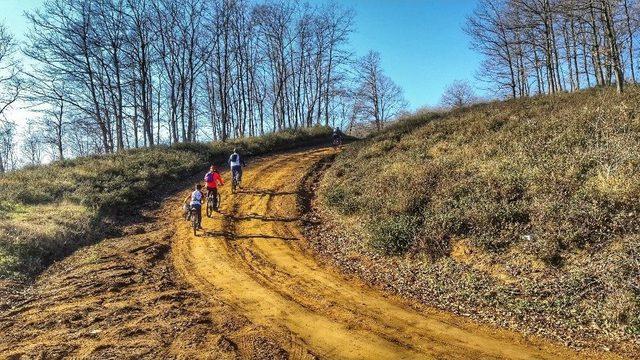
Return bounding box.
[368,215,419,255]
[324,186,360,214]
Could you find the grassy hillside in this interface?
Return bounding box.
[0,126,331,280]
[319,88,640,346]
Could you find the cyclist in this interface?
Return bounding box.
[204,165,224,207]
[229,148,246,187]
[332,127,344,147]
[190,184,204,229]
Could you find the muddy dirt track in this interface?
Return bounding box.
[0,147,624,359]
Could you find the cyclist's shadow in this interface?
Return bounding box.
[202,229,297,241]
[199,196,297,241]
[233,188,297,197]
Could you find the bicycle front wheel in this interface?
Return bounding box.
[206,200,213,218]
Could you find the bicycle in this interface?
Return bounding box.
[206,191,221,218]
[189,206,199,236]
[231,170,241,194]
[332,137,343,150]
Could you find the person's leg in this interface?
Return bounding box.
[206,188,214,205]
[232,166,240,183]
[196,204,202,228]
[212,187,218,210]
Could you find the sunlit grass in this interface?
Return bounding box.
[319,86,640,337]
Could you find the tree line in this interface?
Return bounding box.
[0,0,406,171]
[466,0,639,97]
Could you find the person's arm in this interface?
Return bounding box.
[216,172,224,186]
[241,156,247,167]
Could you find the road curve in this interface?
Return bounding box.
[171,148,610,360]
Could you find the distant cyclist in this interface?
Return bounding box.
[332,127,344,148]
[204,165,224,206]
[229,148,246,187]
[190,184,204,229]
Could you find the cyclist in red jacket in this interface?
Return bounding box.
[204,165,224,209]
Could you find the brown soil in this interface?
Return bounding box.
[0,147,626,359]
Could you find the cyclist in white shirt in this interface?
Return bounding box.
[229,148,247,187]
[190,184,204,229]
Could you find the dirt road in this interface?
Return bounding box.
[172,148,611,360]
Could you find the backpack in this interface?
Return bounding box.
[205,173,214,183]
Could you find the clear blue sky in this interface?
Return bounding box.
[326,0,481,109]
[2,0,481,110]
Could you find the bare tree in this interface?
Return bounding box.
[355,51,407,130]
[125,0,156,146]
[465,0,519,98]
[441,80,477,109]
[0,121,16,173]
[21,124,45,166]
[466,0,639,97]
[23,73,70,160]
[0,23,21,120]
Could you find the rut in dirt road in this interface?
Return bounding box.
[172,148,614,360]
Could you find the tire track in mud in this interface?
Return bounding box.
[172,147,615,360]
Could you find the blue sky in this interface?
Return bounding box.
[2,0,481,110]
[328,0,481,109]
[1,1,34,36]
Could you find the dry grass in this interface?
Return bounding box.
[319,87,640,342]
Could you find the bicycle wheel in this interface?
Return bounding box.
[206,197,213,218]
[192,212,197,236]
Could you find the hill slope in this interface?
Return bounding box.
[317,87,640,352]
